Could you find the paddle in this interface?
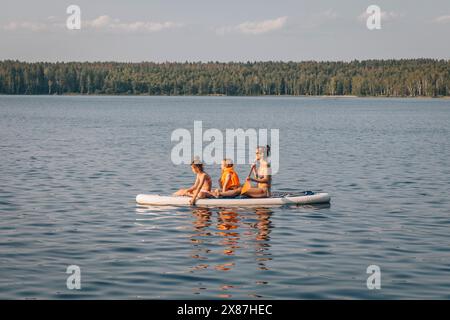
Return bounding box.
[241,162,256,195]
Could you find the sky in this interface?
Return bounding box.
[0,0,450,62]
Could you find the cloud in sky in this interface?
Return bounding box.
[358,10,404,22]
[433,15,450,24]
[84,15,182,32]
[2,21,48,32]
[1,15,182,33]
[217,16,288,35]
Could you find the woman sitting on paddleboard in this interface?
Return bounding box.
[242,145,272,198]
[210,158,241,198]
[173,158,212,205]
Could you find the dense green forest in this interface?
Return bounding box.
[0,59,449,97]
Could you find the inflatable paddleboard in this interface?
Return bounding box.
[136,192,330,207]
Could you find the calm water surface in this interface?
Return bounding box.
[1,96,450,299]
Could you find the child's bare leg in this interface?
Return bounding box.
[218,188,241,198]
[197,191,213,199]
[203,189,220,198]
[173,189,188,196]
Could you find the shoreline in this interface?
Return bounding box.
[1,93,449,99]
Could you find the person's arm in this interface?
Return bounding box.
[250,175,269,183]
[250,163,258,179]
[250,162,270,183]
[187,176,200,193]
[190,174,206,205]
[222,173,231,192]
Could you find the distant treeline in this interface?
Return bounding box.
[0,59,449,97]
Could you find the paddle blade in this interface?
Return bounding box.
[241,181,250,194]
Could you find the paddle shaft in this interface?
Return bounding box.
[241,162,256,194]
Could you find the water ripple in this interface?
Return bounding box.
[1,96,450,299]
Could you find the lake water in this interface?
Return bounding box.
[1,95,450,299]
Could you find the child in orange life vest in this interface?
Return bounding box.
[210,159,241,198]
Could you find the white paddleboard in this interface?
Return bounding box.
[136,192,330,207]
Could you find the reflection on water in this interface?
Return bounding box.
[189,207,273,297]
[134,203,335,298]
[136,205,276,298]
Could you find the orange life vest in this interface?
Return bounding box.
[220,167,240,190]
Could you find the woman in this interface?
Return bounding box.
[173,158,212,205]
[210,158,241,198]
[242,145,272,198]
